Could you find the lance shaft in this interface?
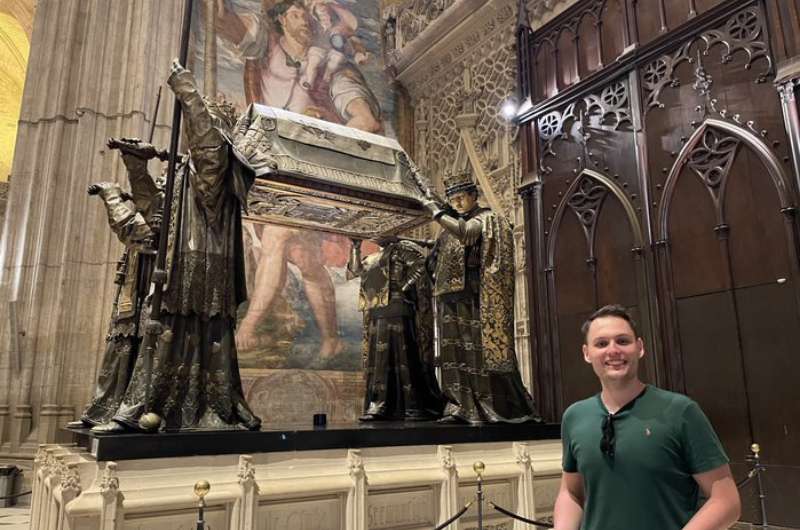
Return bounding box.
[150,0,194,320]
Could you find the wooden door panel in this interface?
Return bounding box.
[667,165,730,297]
[554,207,596,313]
[601,0,626,65]
[725,148,793,289]
[675,292,752,461]
[558,311,600,407]
[735,282,800,527]
[595,196,639,307]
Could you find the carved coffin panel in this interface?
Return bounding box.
[239,105,428,238]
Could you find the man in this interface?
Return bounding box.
[422,169,539,424]
[554,305,740,530]
[215,0,381,132]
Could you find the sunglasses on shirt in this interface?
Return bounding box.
[601,413,616,458]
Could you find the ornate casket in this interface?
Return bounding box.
[238,104,428,238]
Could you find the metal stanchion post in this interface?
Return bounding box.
[194,480,210,530]
[474,461,485,530]
[750,443,768,530]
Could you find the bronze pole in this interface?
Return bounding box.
[150,0,194,320]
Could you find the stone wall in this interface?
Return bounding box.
[0,0,183,459]
[0,181,7,229]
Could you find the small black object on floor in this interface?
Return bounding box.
[66,421,560,461]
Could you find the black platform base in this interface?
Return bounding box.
[67,421,560,461]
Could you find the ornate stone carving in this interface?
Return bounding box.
[438,445,456,471]
[643,5,773,111]
[237,454,257,486]
[348,449,366,480]
[99,462,120,498]
[60,462,81,495]
[395,0,456,48]
[513,442,532,466]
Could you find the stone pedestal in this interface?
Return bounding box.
[31,434,562,530]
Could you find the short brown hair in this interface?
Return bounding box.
[581,304,639,343]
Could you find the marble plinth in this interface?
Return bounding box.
[31,425,563,530]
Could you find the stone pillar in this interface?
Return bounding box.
[437,445,459,529]
[98,462,123,530]
[346,449,367,530]
[513,442,536,527]
[0,0,184,457]
[234,454,258,530]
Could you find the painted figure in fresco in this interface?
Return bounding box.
[421,169,540,424]
[93,61,261,432]
[70,139,165,427]
[236,226,345,359]
[215,0,383,360]
[347,237,443,421]
[215,0,381,132]
[303,0,370,89]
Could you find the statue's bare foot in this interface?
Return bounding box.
[235,322,260,351]
[66,419,91,429]
[319,337,345,359]
[90,420,128,434]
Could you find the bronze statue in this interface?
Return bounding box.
[93,61,261,432]
[347,236,443,421]
[70,139,166,427]
[422,169,540,424]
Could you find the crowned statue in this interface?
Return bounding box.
[422,169,540,424]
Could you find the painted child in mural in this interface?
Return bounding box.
[347,237,443,421]
[215,0,384,361]
[421,169,541,424]
[70,139,166,427]
[93,60,261,432]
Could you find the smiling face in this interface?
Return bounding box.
[582,315,644,388]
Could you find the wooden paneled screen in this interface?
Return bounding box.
[517,0,800,526]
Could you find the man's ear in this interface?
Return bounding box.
[582,343,591,364]
[637,337,645,358]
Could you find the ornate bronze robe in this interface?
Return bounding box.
[112,68,261,431]
[430,206,540,423]
[351,240,442,420]
[80,189,158,425]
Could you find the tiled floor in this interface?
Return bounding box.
[0,507,29,529]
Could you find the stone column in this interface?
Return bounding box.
[346,449,367,530]
[0,0,184,457]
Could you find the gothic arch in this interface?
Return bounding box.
[546,168,644,269]
[656,118,797,241]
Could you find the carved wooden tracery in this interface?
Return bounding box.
[520,1,800,523]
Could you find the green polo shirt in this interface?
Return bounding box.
[562,385,729,530]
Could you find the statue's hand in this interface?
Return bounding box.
[87,181,119,198]
[109,137,168,161]
[170,58,185,77]
[421,198,440,215]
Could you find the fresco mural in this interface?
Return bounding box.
[189,0,392,424]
